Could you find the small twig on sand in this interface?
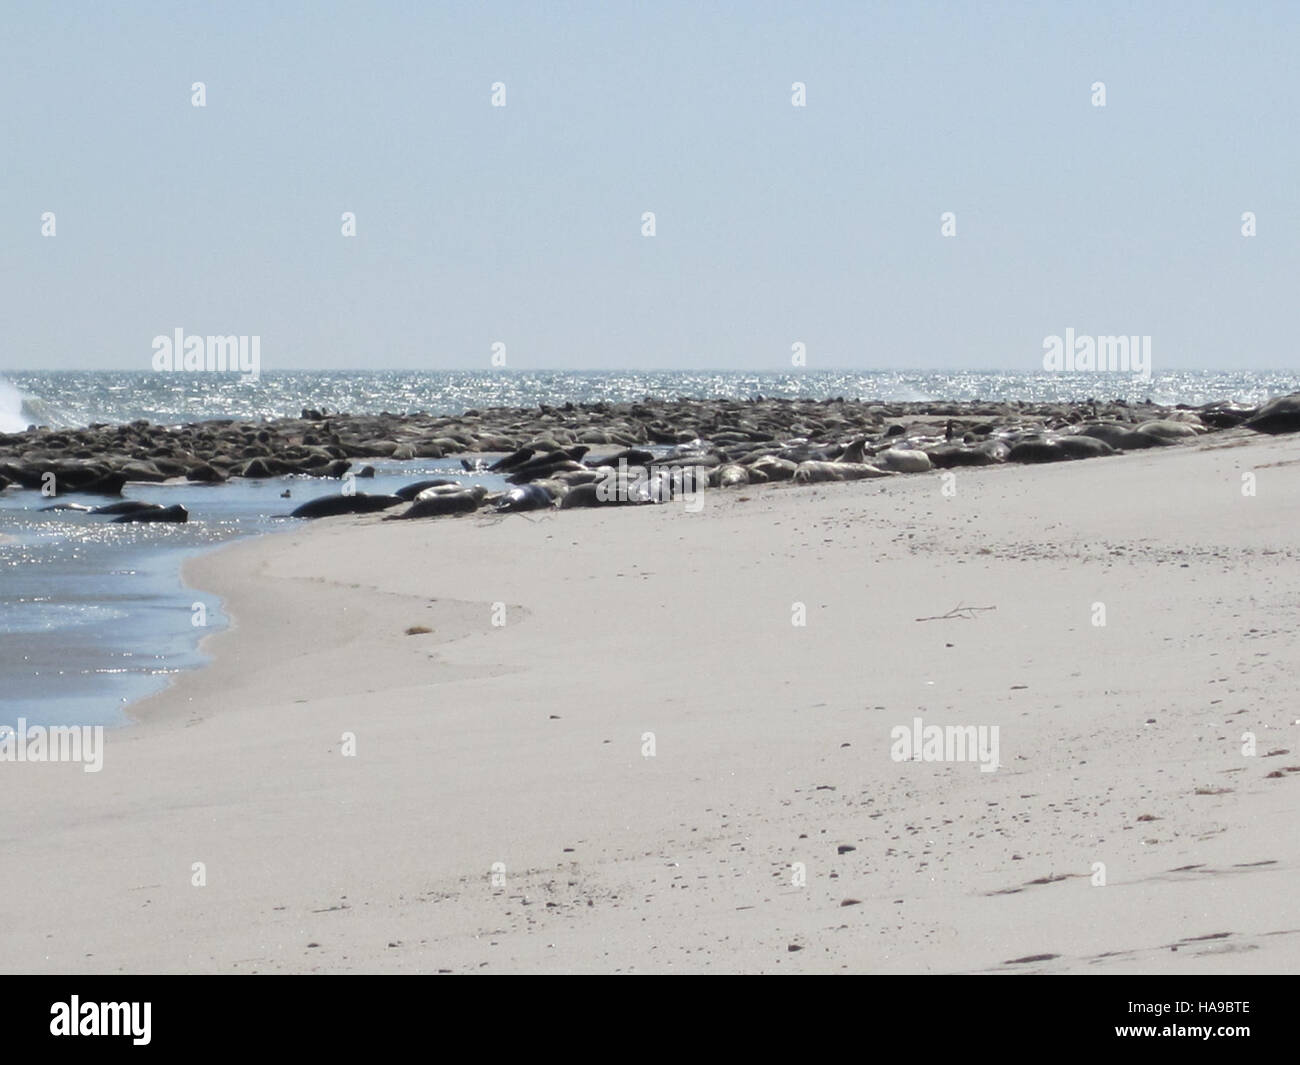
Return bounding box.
[915,604,997,622]
[512,509,558,524]
[474,508,557,527]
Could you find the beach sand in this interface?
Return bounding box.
[3,428,1298,974]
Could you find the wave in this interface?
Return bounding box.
[0,376,83,431]
[0,377,34,433]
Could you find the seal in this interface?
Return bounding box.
[1007,439,1064,463]
[552,468,603,487]
[495,483,556,512]
[389,485,487,519]
[90,501,166,516]
[780,444,840,464]
[559,479,652,508]
[507,460,585,484]
[746,455,797,481]
[487,446,536,473]
[290,493,403,519]
[1245,393,1300,434]
[1053,435,1115,459]
[1199,401,1256,429]
[872,447,932,473]
[639,466,706,501]
[112,504,188,523]
[715,464,749,487]
[586,448,655,467]
[792,461,893,484]
[1008,434,1116,462]
[926,443,1002,467]
[836,438,870,464]
[506,446,590,483]
[559,482,607,508]
[1131,419,1201,443]
[1075,422,1133,448]
[414,483,476,500]
[394,478,460,501]
[979,439,1011,462]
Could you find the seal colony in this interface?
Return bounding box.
[1,393,1296,522]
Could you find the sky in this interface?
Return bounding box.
[1,1,1296,372]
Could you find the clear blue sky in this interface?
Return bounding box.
[2,1,1295,371]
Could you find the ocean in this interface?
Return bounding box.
[5,369,1300,431]
[3,369,1298,731]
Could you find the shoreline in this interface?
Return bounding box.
[5,430,1297,972]
[119,531,270,732]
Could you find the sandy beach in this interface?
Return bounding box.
[3,427,1298,974]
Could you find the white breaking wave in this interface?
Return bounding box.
[0,377,33,433]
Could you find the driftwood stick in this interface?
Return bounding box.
[915,604,997,622]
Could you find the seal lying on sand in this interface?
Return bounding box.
[1008,435,1116,462]
[1053,435,1116,459]
[388,485,488,519]
[871,447,932,473]
[393,479,460,501]
[1131,419,1202,443]
[559,483,608,508]
[1245,393,1300,435]
[1075,422,1137,448]
[290,493,404,519]
[112,504,188,523]
[496,484,556,512]
[715,463,749,487]
[748,455,798,481]
[792,461,893,484]
[926,441,1007,467]
[836,438,870,464]
[586,448,655,467]
[1077,419,1199,450]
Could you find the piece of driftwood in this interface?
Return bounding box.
[915,604,997,622]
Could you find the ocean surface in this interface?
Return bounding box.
[5,369,1300,431]
[3,369,1297,731]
